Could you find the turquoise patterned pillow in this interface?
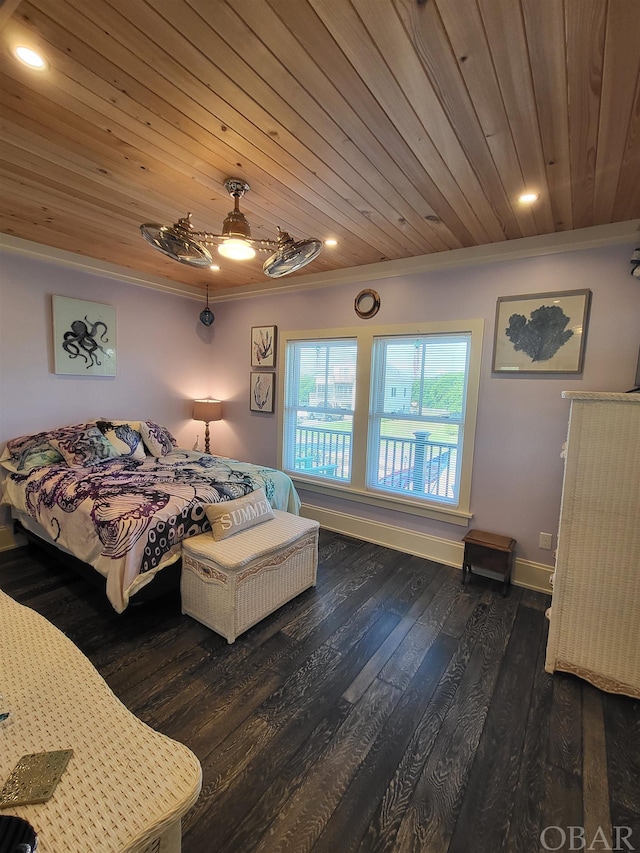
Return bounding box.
[51,426,121,467]
[6,422,96,460]
[18,442,64,471]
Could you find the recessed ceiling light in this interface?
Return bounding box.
[324,238,338,247]
[518,192,539,204]
[209,264,221,271]
[14,46,47,70]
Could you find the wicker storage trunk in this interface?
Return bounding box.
[181,510,319,643]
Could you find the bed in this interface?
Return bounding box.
[0,419,300,612]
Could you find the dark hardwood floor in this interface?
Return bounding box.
[1,531,639,853]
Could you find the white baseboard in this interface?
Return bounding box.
[301,504,553,595]
[0,524,26,552]
[2,508,554,595]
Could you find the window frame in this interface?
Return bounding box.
[277,319,484,526]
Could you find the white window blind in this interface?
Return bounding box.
[280,320,482,524]
[283,338,357,482]
[367,334,470,504]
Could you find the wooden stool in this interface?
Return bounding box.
[462,529,516,596]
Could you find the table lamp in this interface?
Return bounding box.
[192,398,223,454]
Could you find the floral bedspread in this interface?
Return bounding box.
[2,450,300,612]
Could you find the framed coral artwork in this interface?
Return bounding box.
[250,372,275,413]
[492,289,591,374]
[251,325,277,368]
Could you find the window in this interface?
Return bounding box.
[367,334,469,504]
[283,338,357,481]
[280,320,483,524]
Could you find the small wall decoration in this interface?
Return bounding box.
[53,296,117,376]
[251,325,277,368]
[250,372,275,413]
[354,289,381,319]
[492,289,591,374]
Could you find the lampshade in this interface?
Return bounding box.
[192,399,223,423]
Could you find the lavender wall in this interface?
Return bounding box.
[205,241,640,565]
[1,242,638,565]
[0,251,220,526]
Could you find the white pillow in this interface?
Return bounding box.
[204,488,275,541]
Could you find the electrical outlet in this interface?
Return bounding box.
[539,532,553,550]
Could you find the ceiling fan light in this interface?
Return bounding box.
[263,235,323,278]
[140,222,213,268]
[139,180,319,277]
[218,238,256,260]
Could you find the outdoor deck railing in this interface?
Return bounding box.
[292,424,456,498]
[294,425,352,479]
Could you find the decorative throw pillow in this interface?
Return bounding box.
[50,426,121,467]
[0,446,21,474]
[139,420,177,456]
[96,420,146,460]
[18,442,65,471]
[0,442,64,473]
[204,488,275,541]
[6,422,96,460]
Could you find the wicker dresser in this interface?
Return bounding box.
[545,392,640,698]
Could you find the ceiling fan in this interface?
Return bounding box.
[140,178,323,278]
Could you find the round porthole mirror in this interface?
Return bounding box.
[354,289,381,319]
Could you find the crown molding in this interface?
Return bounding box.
[0,233,203,300]
[2,219,638,304]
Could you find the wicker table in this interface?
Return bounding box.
[0,592,202,852]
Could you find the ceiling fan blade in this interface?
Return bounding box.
[140,222,213,268]
[263,237,323,278]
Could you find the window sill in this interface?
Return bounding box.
[290,474,473,526]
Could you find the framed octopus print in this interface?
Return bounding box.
[53,296,117,376]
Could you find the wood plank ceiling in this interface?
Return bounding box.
[1,0,639,296]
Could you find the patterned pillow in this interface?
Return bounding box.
[50,426,121,467]
[0,446,22,474]
[204,488,275,541]
[139,421,177,456]
[96,420,146,460]
[18,442,65,471]
[6,422,96,460]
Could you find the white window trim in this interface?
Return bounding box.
[277,319,484,526]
